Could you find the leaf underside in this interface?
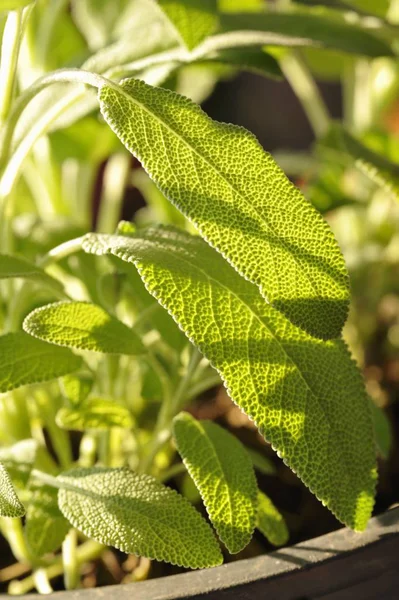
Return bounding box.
[173,412,258,553]
[82,227,377,530]
[57,467,223,568]
[98,77,349,340]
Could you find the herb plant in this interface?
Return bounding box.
[0,0,397,594]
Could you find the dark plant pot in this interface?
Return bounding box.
[13,507,399,600]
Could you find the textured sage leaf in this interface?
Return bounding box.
[57,467,223,568]
[173,412,257,553]
[203,48,283,79]
[257,491,289,546]
[82,227,377,530]
[60,373,93,407]
[0,332,82,393]
[0,439,38,489]
[158,0,218,50]
[218,12,394,58]
[56,398,133,430]
[23,301,145,355]
[25,484,70,557]
[0,463,25,518]
[99,78,349,340]
[0,254,63,293]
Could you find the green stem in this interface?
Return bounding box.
[280,51,331,139]
[32,569,53,595]
[139,347,202,474]
[8,540,104,596]
[0,518,31,564]
[33,389,72,470]
[62,529,79,591]
[343,58,372,134]
[158,462,186,483]
[185,371,221,402]
[0,9,23,123]
[96,153,131,234]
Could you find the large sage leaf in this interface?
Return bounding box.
[23,301,145,355]
[173,412,257,553]
[0,332,82,393]
[98,78,349,340]
[57,467,223,568]
[0,463,25,518]
[82,227,377,530]
[158,0,218,50]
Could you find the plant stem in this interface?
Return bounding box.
[62,529,79,590]
[280,51,331,139]
[0,10,23,123]
[8,540,104,596]
[0,518,31,564]
[158,462,186,483]
[139,347,202,474]
[343,58,372,134]
[96,153,131,234]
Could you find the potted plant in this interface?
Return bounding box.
[0,0,398,596]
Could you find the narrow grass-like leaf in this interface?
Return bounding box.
[57,467,223,568]
[0,464,25,518]
[218,12,394,57]
[23,301,145,355]
[257,491,289,546]
[0,332,82,393]
[60,373,93,407]
[0,439,38,489]
[25,484,70,557]
[99,78,349,339]
[0,254,63,293]
[203,48,283,79]
[56,398,133,430]
[173,412,257,553]
[82,227,377,530]
[158,0,218,50]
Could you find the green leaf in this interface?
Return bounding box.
[158,0,218,50]
[56,398,133,430]
[23,301,145,355]
[71,0,130,50]
[218,12,394,58]
[218,0,264,11]
[57,467,223,568]
[60,373,93,407]
[98,78,349,340]
[257,491,289,546]
[0,332,82,393]
[0,254,63,293]
[0,1,32,9]
[173,412,257,553]
[25,484,70,557]
[369,400,392,460]
[82,227,377,530]
[0,439,38,489]
[0,463,25,518]
[247,448,276,476]
[202,48,283,79]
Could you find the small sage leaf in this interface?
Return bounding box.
[23,301,145,355]
[25,484,70,557]
[81,227,377,531]
[257,491,289,547]
[158,0,218,50]
[0,332,82,393]
[60,373,94,407]
[0,254,63,293]
[57,467,223,568]
[98,77,349,339]
[56,398,133,431]
[0,463,25,518]
[173,412,257,553]
[247,448,276,476]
